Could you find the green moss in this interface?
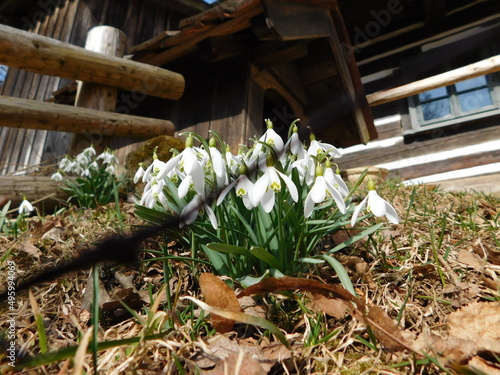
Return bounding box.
[125,135,185,193]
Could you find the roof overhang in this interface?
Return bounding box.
[132,0,377,146]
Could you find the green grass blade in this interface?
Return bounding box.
[322,255,356,296]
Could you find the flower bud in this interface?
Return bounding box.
[185,134,194,148]
[209,137,217,148]
[315,164,324,177]
[367,178,376,191]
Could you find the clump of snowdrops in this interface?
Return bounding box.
[135,120,398,290]
[52,146,123,208]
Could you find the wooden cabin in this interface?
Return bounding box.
[336,0,500,193]
[0,0,374,179]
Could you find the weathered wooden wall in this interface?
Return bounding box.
[0,0,187,175]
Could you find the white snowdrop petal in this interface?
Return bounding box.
[310,176,327,204]
[350,196,368,227]
[368,191,387,217]
[261,189,275,213]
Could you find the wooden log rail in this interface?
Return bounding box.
[0,95,174,138]
[367,55,500,106]
[0,24,185,100]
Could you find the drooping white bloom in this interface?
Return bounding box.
[134,164,145,184]
[81,168,92,178]
[304,172,346,218]
[105,165,115,174]
[209,145,228,187]
[19,198,34,214]
[59,157,71,171]
[82,146,96,158]
[181,194,218,230]
[307,134,342,159]
[97,150,119,165]
[291,155,316,186]
[350,180,399,226]
[251,164,298,213]
[217,174,255,210]
[51,171,63,182]
[324,163,349,198]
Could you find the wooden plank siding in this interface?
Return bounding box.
[337,117,500,191]
[0,0,187,175]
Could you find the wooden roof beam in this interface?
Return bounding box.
[138,3,263,66]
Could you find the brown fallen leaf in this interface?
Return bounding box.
[457,249,485,269]
[238,276,414,352]
[448,301,500,354]
[307,293,350,319]
[20,241,42,260]
[199,273,242,333]
[188,335,290,375]
[365,304,409,352]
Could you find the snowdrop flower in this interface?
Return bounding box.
[19,198,34,214]
[208,137,228,187]
[217,165,255,210]
[181,194,218,230]
[156,135,204,189]
[105,165,115,174]
[251,155,298,213]
[82,146,96,158]
[323,160,349,198]
[59,157,71,171]
[134,163,145,184]
[97,149,118,165]
[89,161,99,171]
[291,154,316,186]
[307,133,342,159]
[285,122,306,159]
[350,179,399,226]
[225,146,242,174]
[76,152,91,168]
[251,120,286,168]
[142,149,166,183]
[81,168,92,178]
[304,164,346,218]
[51,171,63,182]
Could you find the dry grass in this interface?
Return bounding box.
[1,181,499,374]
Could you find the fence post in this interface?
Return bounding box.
[70,26,127,155]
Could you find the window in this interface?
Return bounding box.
[0,65,8,88]
[407,74,500,132]
[402,23,500,134]
[411,74,499,128]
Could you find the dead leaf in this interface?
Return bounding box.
[20,242,42,260]
[203,351,267,375]
[238,296,267,319]
[188,335,290,375]
[307,293,350,319]
[41,226,65,241]
[457,250,485,269]
[448,301,500,353]
[199,273,242,333]
[365,304,411,352]
[238,276,413,352]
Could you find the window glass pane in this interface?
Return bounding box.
[455,76,488,92]
[418,86,448,102]
[458,88,493,112]
[0,65,8,87]
[421,98,452,121]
